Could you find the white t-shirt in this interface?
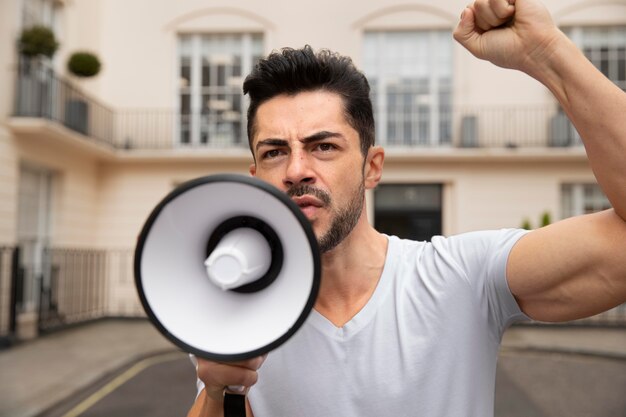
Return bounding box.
[197,229,529,417]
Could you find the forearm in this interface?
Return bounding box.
[526,31,626,219]
[187,389,223,417]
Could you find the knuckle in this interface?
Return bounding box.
[244,369,259,386]
[251,355,267,369]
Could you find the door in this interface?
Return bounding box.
[374,184,442,241]
[16,165,53,315]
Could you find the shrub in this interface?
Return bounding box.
[19,26,59,58]
[67,52,101,77]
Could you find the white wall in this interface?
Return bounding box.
[0,0,22,246]
[82,0,626,109]
[15,135,101,248]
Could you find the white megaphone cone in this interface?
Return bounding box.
[134,174,321,362]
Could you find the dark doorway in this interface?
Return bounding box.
[374,184,442,241]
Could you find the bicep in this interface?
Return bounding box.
[507,209,626,322]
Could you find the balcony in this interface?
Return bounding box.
[11,60,583,155]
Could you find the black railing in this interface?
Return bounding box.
[38,248,108,331]
[14,58,116,147]
[0,243,625,343]
[3,246,138,334]
[0,247,18,346]
[36,248,142,332]
[13,59,584,152]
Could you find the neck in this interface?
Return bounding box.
[313,214,388,327]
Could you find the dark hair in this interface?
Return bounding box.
[243,45,375,157]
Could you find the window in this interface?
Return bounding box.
[374,184,442,241]
[567,26,626,92]
[364,31,452,147]
[17,165,54,312]
[22,0,60,29]
[178,33,263,147]
[561,183,611,218]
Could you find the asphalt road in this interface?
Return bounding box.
[41,352,197,417]
[495,350,626,417]
[41,350,626,417]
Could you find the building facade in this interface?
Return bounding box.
[0,0,624,342]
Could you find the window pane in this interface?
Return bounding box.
[364,30,452,146]
[561,183,611,218]
[572,26,626,90]
[178,33,262,146]
[180,94,190,114]
[202,58,211,87]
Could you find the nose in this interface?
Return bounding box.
[283,152,315,188]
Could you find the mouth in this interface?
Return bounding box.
[292,195,324,217]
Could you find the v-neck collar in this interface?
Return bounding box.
[307,235,399,340]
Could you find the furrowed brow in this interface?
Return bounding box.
[301,131,344,144]
[255,138,288,151]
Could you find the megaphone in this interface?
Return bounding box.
[134,173,321,360]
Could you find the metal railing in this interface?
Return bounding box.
[38,248,108,330]
[0,246,141,335]
[0,247,18,345]
[14,58,116,148]
[36,248,141,332]
[0,243,625,343]
[13,59,584,152]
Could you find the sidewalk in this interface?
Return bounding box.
[0,319,175,417]
[0,319,624,417]
[501,325,626,359]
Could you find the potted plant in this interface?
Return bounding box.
[67,51,101,77]
[18,25,59,59]
[64,51,102,134]
[17,26,58,116]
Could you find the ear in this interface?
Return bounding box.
[364,146,384,190]
[249,163,257,177]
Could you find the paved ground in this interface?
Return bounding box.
[0,319,624,417]
[0,320,173,417]
[495,350,626,417]
[40,353,196,417]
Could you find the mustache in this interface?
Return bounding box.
[287,184,331,206]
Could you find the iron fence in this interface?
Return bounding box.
[0,243,625,344]
[0,246,140,335]
[38,248,108,330]
[13,58,116,147]
[36,248,142,332]
[0,247,18,346]
[13,59,583,152]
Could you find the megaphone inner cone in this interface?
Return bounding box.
[205,227,272,290]
[205,216,284,294]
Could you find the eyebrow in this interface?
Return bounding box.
[255,131,344,152]
[255,138,288,151]
[302,131,344,144]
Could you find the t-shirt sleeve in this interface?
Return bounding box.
[431,228,530,339]
[189,354,206,399]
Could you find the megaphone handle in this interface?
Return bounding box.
[224,393,246,417]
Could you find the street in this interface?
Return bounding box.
[495,350,626,417]
[41,349,626,417]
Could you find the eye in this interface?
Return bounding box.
[261,149,284,159]
[316,143,336,152]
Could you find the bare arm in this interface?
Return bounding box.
[454,0,626,321]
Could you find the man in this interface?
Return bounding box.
[188,0,626,415]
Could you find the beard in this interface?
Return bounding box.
[288,180,365,253]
